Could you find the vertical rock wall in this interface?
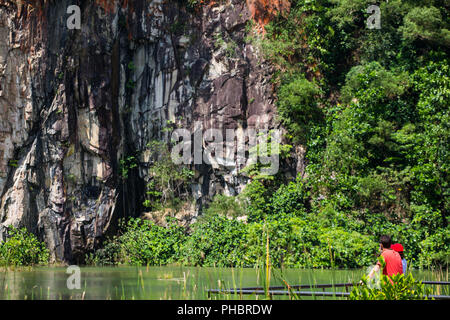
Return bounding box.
[0,0,299,263]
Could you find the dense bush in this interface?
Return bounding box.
[0,227,49,266]
[341,62,407,105]
[350,273,431,300]
[319,229,377,268]
[91,217,186,266]
[180,213,248,267]
[400,6,450,46]
[86,241,121,266]
[417,229,450,268]
[277,76,323,143]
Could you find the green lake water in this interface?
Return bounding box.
[0,266,446,300]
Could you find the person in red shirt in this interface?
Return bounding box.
[368,235,403,279]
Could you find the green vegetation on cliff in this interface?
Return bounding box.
[254,0,449,268]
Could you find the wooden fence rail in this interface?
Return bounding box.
[207,281,450,300]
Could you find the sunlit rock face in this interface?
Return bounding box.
[0,0,301,263]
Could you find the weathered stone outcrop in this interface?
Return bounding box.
[0,0,300,263]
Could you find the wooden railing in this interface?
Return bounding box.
[207,281,450,299]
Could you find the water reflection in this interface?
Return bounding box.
[0,266,443,300]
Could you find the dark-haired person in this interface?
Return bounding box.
[368,235,403,280]
[392,243,407,274]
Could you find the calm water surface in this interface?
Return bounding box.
[0,266,445,300]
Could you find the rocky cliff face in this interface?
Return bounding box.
[0,0,299,263]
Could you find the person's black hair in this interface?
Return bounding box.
[379,235,392,249]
